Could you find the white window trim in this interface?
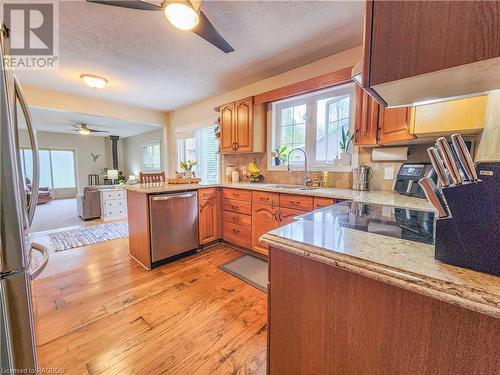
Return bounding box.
[267,82,359,172]
[141,141,162,171]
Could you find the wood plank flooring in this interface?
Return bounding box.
[31,239,267,374]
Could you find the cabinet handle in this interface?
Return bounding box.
[289,200,300,206]
[231,205,239,210]
[260,197,269,201]
[232,193,240,197]
[232,228,239,234]
[232,216,239,221]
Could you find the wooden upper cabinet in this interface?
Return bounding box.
[220,103,235,153]
[234,97,253,152]
[362,1,500,106]
[219,97,265,154]
[354,85,379,146]
[378,106,415,145]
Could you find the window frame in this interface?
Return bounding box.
[20,147,77,189]
[268,82,358,172]
[141,141,162,171]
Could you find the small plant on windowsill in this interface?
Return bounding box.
[179,160,198,178]
[272,145,288,166]
[339,127,354,167]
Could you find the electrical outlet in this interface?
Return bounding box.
[384,167,394,180]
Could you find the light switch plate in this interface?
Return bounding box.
[384,167,394,180]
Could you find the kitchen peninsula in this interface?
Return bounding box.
[124,182,434,269]
[261,202,500,374]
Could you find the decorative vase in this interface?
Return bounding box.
[274,157,281,166]
[184,170,193,178]
[340,151,352,166]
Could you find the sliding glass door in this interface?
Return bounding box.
[20,148,76,189]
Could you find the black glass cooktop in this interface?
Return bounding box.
[301,201,436,245]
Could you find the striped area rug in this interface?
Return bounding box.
[48,221,129,251]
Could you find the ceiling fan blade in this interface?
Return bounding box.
[86,0,162,11]
[88,129,109,133]
[192,10,234,53]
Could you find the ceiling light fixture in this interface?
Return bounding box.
[78,128,90,135]
[80,74,108,89]
[164,1,199,31]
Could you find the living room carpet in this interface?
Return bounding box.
[219,255,268,292]
[48,221,129,251]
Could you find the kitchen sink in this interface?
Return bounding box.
[268,184,319,191]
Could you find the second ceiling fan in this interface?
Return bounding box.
[87,0,234,53]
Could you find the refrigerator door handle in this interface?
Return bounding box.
[14,76,40,226]
[29,243,49,280]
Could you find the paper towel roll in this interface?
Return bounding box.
[371,147,408,161]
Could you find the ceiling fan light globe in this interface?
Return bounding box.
[79,128,90,135]
[164,3,199,30]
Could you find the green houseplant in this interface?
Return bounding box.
[339,127,354,166]
[273,145,288,166]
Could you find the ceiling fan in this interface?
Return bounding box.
[72,123,109,135]
[86,0,234,53]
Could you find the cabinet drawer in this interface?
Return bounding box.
[223,188,251,202]
[102,190,125,200]
[223,211,251,227]
[104,206,126,217]
[279,194,313,211]
[223,222,251,249]
[198,188,218,200]
[252,191,278,206]
[313,197,335,209]
[223,199,252,215]
[105,199,126,209]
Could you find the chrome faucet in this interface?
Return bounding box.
[287,147,312,188]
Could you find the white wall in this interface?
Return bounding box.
[122,128,164,177]
[18,130,115,197]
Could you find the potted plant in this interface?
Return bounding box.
[339,127,354,166]
[273,145,288,166]
[179,160,198,178]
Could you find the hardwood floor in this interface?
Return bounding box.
[31,239,267,374]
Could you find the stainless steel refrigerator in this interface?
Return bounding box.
[1,22,49,372]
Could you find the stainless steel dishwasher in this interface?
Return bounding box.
[149,191,199,263]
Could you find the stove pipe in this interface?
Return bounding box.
[110,135,119,170]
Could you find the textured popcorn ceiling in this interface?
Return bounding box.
[16,0,363,111]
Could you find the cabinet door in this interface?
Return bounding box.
[220,102,235,153]
[234,97,253,152]
[279,207,307,227]
[199,197,219,245]
[252,203,278,256]
[354,86,379,146]
[378,106,416,145]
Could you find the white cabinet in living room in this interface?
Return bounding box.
[100,188,127,220]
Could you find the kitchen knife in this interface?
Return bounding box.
[451,133,478,181]
[427,147,450,187]
[436,137,462,185]
[418,176,449,218]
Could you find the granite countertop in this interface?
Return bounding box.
[260,203,500,319]
[123,182,434,211]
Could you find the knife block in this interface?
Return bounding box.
[435,177,499,276]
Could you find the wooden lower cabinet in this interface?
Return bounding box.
[198,189,221,245]
[268,248,500,374]
[252,203,279,255]
[279,207,306,226]
[313,196,335,209]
